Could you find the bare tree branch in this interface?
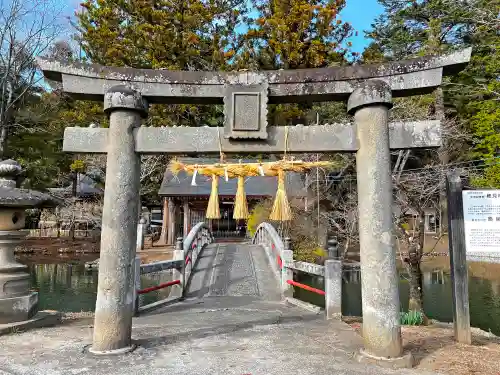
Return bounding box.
[0,0,64,156]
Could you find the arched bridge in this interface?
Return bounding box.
[135,221,338,316]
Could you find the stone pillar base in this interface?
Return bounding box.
[356,349,413,369]
[0,310,61,335]
[88,344,137,356]
[0,292,38,324]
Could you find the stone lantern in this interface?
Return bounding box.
[0,160,61,325]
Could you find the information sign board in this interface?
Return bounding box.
[462,190,500,254]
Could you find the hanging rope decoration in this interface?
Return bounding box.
[168,159,335,221]
[272,126,292,221]
[204,127,224,219]
[206,174,220,219]
[169,123,335,222]
[232,160,248,219]
[233,176,249,219]
[169,160,333,177]
[269,169,292,221]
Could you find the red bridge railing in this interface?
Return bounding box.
[286,280,326,296]
[137,280,181,295]
[133,222,214,314]
[252,221,343,320]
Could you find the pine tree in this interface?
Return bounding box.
[454,0,500,187]
[76,0,245,71]
[75,0,247,128]
[366,0,500,314]
[238,0,353,70]
[235,0,353,125]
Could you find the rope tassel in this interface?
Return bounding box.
[270,170,292,221]
[233,176,249,220]
[206,174,221,219]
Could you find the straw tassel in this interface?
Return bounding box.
[206,174,221,219]
[270,169,292,221]
[233,176,249,220]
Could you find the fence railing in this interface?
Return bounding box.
[252,222,342,319]
[134,221,213,314]
[27,228,101,238]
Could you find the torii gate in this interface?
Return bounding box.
[38,48,471,364]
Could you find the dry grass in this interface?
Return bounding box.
[404,324,500,375]
[137,249,173,264]
[347,320,500,375]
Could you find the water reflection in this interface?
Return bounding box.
[28,263,98,312]
[296,260,500,336]
[26,263,175,312]
[23,257,500,336]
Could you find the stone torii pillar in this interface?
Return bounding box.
[348,81,411,367]
[89,85,148,354]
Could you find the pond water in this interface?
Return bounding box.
[296,258,500,336]
[19,255,500,336]
[25,261,174,312]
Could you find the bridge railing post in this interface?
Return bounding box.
[327,237,339,259]
[282,237,294,298]
[193,235,200,264]
[136,218,146,251]
[324,259,342,320]
[171,237,185,298]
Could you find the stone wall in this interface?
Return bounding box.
[30,197,103,238]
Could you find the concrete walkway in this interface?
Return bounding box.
[0,243,440,375]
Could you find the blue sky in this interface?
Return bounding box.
[341,0,383,52]
[60,0,383,54]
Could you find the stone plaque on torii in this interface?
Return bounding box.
[38,48,471,365]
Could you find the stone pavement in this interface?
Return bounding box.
[0,243,440,375]
[184,243,282,301]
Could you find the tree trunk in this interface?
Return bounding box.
[71,173,78,197]
[435,87,448,235]
[69,223,75,240]
[406,213,428,322]
[69,201,76,241]
[407,251,423,312]
[0,123,8,158]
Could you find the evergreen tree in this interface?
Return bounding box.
[76,0,245,71]
[368,1,499,183]
[366,0,500,315]
[75,0,248,128]
[238,0,353,70]
[453,0,500,187]
[236,0,353,124]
